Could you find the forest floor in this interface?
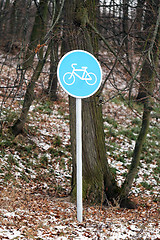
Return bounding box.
[0,51,160,239]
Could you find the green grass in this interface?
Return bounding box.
[104,116,118,128]
[0,96,159,200]
[119,129,137,140]
[7,154,19,167]
[2,109,20,123]
[104,96,159,192]
[33,101,53,115]
[141,182,153,190]
[53,136,62,147]
[131,117,141,125]
[154,160,160,175]
[40,154,49,168]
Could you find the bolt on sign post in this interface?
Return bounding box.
[57,50,102,222]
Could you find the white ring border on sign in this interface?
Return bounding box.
[57,50,102,99]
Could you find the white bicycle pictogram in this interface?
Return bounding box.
[63,63,97,85]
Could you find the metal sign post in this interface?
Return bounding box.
[57,50,102,222]
[76,98,82,222]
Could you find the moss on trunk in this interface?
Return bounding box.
[63,0,118,203]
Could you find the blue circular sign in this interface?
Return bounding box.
[57,50,102,98]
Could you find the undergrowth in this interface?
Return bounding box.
[104,96,160,194]
[0,96,159,199]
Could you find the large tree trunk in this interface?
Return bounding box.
[70,95,117,203]
[63,0,117,203]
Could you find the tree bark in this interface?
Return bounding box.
[23,0,48,70]
[47,38,58,101]
[122,0,131,69]
[136,0,159,102]
[62,0,117,203]
[134,0,146,51]
[120,103,151,204]
[12,45,50,136]
[0,0,10,39]
[11,0,64,136]
[120,3,160,204]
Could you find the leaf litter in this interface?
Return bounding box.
[0,55,160,239]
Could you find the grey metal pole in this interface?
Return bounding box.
[76,98,83,222]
